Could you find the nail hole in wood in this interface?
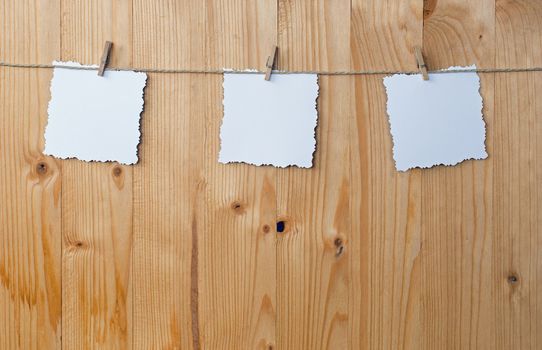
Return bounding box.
[262,224,271,234]
[508,275,518,284]
[276,221,285,233]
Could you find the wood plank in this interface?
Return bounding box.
[131,1,276,348]
[493,1,542,348]
[131,73,204,349]
[0,1,61,349]
[421,0,496,349]
[351,0,422,71]
[275,75,351,350]
[278,0,350,71]
[201,3,277,349]
[132,0,275,71]
[60,1,133,348]
[349,1,423,349]
[423,0,495,69]
[276,2,351,348]
[131,4,204,348]
[350,76,423,350]
[198,80,277,350]
[2,1,542,348]
[205,0,277,71]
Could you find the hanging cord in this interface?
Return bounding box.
[1,60,542,75]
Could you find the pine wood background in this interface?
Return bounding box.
[1,0,541,349]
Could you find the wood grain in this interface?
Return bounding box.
[131,4,206,348]
[60,1,134,348]
[131,1,276,349]
[351,0,422,71]
[278,0,350,71]
[423,0,495,69]
[275,75,351,350]
[276,1,351,349]
[0,1,61,349]
[349,1,423,349]
[422,0,496,349]
[198,83,277,349]
[131,73,203,349]
[200,3,277,348]
[350,75,423,350]
[493,1,542,349]
[1,0,542,349]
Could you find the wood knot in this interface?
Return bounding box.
[262,224,271,234]
[36,161,48,175]
[112,166,122,177]
[507,275,519,285]
[66,240,88,252]
[423,0,437,19]
[276,220,286,233]
[111,165,126,189]
[334,237,345,257]
[230,201,245,215]
[275,217,291,234]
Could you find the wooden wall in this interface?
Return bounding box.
[1,0,541,349]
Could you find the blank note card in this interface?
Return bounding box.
[44,61,147,165]
[383,65,487,171]
[219,73,319,168]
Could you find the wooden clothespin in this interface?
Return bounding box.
[264,46,278,81]
[414,46,429,81]
[97,41,113,76]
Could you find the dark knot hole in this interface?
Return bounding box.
[276,221,286,233]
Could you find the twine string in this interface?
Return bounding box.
[1,61,542,75]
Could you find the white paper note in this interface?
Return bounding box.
[44,61,147,165]
[219,73,319,168]
[383,65,487,171]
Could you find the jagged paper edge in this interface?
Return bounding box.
[222,68,259,73]
[218,72,319,168]
[383,64,488,172]
[43,61,148,165]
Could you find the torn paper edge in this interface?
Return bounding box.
[383,64,488,171]
[222,68,260,73]
[222,68,290,75]
[43,61,148,165]
[218,73,320,168]
[52,60,99,69]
